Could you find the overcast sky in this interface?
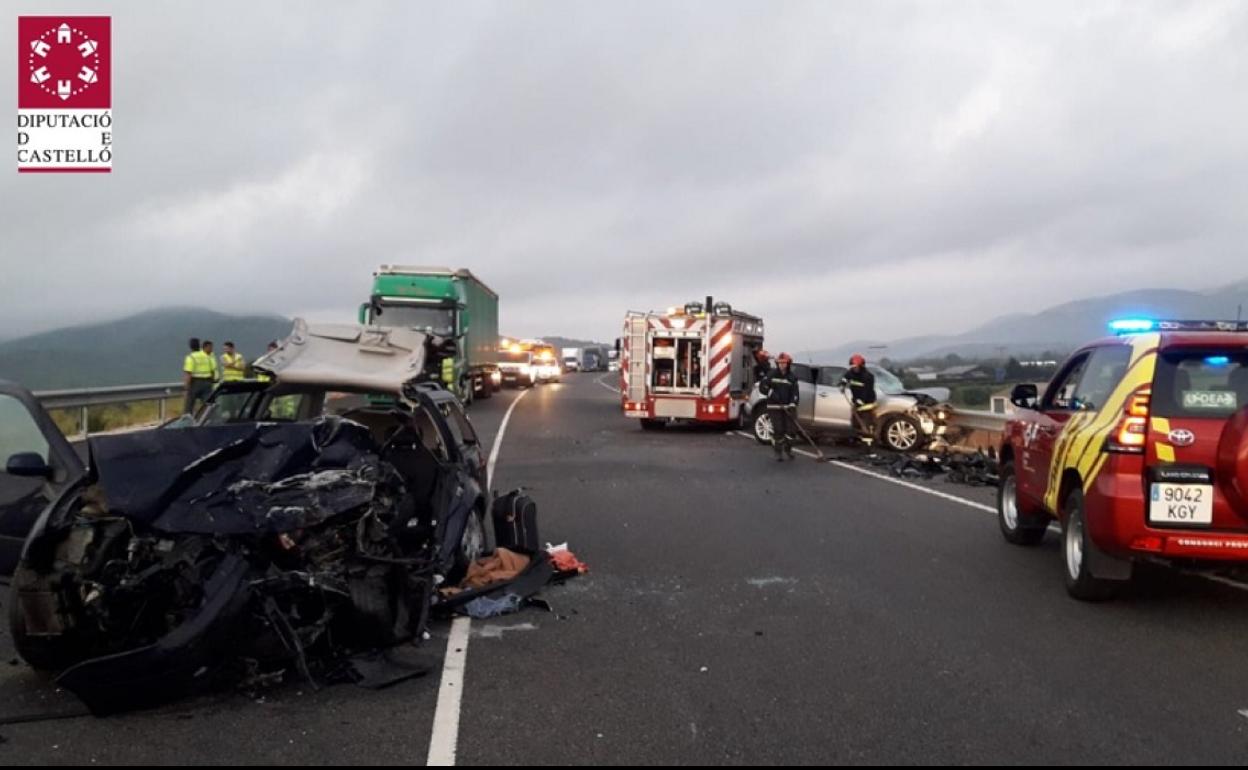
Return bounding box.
[3,1,1246,350]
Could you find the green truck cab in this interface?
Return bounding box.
[359,266,500,404]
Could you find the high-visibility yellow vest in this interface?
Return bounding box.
[441,357,455,387]
[183,350,215,379]
[221,352,246,381]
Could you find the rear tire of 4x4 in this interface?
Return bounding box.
[1062,488,1128,601]
[998,460,1047,546]
[640,418,666,431]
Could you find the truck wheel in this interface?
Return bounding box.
[998,460,1047,546]
[879,414,923,452]
[750,409,773,445]
[640,419,666,431]
[1062,488,1129,601]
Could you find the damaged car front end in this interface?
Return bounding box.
[7,321,488,713]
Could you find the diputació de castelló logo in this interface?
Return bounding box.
[18,16,111,173]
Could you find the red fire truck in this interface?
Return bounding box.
[619,298,765,429]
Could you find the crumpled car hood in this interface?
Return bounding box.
[86,418,383,535]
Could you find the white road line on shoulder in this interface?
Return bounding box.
[426,616,472,766]
[428,387,530,766]
[487,388,530,490]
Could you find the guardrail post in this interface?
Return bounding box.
[80,405,89,439]
[159,398,167,423]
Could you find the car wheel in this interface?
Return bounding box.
[477,375,493,400]
[751,409,773,445]
[450,505,488,583]
[880,414,923,452]
[998,460,1047,546]
[640,419,666,431]
[1062,488,1128,601]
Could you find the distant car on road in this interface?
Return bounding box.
[747,363,949,452]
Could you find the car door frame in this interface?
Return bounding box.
[814,366,852,429]
[0,381,85,578]
[1017,351,1092,512]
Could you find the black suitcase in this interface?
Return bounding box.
[492,489,540,554]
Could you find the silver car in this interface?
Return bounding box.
[748,363,950,452]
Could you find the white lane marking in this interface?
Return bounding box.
[486,388,530,490]
[736,433,1248,594]
[595,372,621,394]
[426,616,472,766]
[828,457,997,514]
[428,387,531,765]
[737,430,997,512]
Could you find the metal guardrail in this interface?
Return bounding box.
[946,408,1009,434]
[34,382,186,439]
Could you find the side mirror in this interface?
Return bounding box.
[6,452,52,479]
[358,302,371,324]
[458,305,470,335]
[614,338,621,353]
[1010,383,1039,410]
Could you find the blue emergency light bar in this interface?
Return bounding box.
[1108,318,1155,333]
[1108,318,1248,335]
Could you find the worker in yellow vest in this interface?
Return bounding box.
[182,337,216,415]
[441,355,455,394]
[202,340,220,382]
[221,341,246,382]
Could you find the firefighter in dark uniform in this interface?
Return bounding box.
[752,349,772,383]
[839,353,877,444]
[759,352,799,460]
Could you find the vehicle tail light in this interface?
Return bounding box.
[1107,386,1150,454]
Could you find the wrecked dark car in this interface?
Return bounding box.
[4,322,489,713]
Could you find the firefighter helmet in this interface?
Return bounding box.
[777,352,793,364]
[850,353,866,367]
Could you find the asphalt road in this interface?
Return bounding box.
[6,373,1248,764]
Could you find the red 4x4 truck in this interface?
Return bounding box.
[997,319,1248,600]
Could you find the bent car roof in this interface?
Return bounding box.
[254,319,432,393]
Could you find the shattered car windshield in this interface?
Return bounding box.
[871,366,906,395]
[373,304,455,336]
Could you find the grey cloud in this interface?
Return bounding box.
[2,1,1246,349]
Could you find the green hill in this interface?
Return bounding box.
[0,308,293,390]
